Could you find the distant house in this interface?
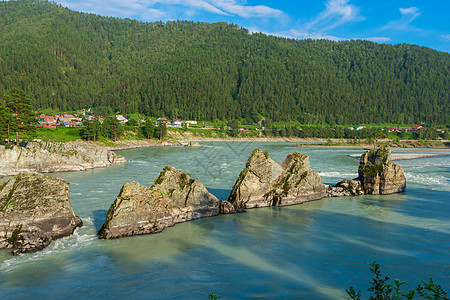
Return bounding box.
[60,112,75,118]
[116,115,128,125]
[397,127,412,132]
[183,120,197,125]
[412,125,426,132]
[91,116,105,124]
[37,113,47,120]
[157,117,170,124]
[388,128,401,133]
[172,119,182,128]
[45,116,56,124]
[348,126,366,131]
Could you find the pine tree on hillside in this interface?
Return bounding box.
[2,88,36,145]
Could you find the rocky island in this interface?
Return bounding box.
[328,147,406,197]
[228,149,326,209]
[228,147,406,209]
[0,173,82,255]
[98,166,221,239]
[0,141,126,177]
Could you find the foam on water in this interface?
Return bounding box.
[0,226,97,272]
[131,160,150,165]
[318,172,358,178]
[405,173,449,186]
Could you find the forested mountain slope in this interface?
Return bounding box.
[1,0,449,125]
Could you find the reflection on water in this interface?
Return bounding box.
[1,142,449,299]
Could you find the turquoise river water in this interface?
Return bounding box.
[1,142,449,299]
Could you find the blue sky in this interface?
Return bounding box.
[58,0,450,53]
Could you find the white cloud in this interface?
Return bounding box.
[307,0,364,32]
[399,7,420,17]
[61,0,284,21]
[382,7,421,32]
[60,0,166,19]
[367,37,391,43]
[210,0,283,18]
[440,34,450,41]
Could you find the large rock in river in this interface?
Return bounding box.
[358,147,406,194]
[327,147,406,197]
[98,166,220,239]
[228,149,326,209]
[0,173,82,255]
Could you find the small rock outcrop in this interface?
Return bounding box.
[219,200,243,214]
[326,179,364,197]
[328,147,406,196]
[0,174,82,255]
[98,166,220,239]
[0,142,126,176]
[228,149,326,209]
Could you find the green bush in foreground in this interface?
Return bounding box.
[347,261,449,300]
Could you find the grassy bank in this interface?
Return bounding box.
[12,126,449,149]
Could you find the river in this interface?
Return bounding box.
[1,142,449,299]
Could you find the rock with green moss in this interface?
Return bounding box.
[327,147,406,197]
[358,147,406,194]
[228,149,326,209]
[0,173,82,255]
[98,167,219,239]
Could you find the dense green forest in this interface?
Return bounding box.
[1,0,449,125]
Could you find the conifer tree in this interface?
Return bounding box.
[2,88,36,145]
[102,116,122,141]
[143,117,155,140]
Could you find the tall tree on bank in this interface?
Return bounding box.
[81,117,101,141]
[2,88,36,145]
[102,116,122,141]
[143,117,155,140]
[0,103,13,142]
[155,122,167,141]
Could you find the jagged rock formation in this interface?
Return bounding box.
[357,147,406,194]
[98,166,220,239]
[0,173,82,255]
[0,142,126,176]
[328,147,406,196]
[228,149,326,209]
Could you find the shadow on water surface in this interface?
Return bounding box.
[205,187,231,201]
[93,209,108,232]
